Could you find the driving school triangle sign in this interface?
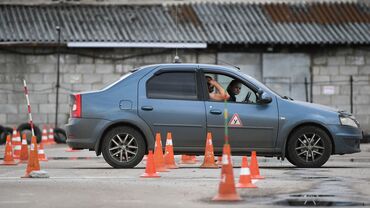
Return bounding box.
[228,113,243,127]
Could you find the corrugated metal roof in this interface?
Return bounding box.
[0,2,369,45]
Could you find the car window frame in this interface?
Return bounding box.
[199,69,260,105]
[146,69,203,101]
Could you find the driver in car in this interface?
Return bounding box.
[226,80,241,102]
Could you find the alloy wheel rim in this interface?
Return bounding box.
[109,133,138,163]
[295,133,325,162]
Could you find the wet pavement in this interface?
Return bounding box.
[0,144,369,208]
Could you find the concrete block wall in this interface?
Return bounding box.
[1,46,369,134]
[312,47,370,133]
[0,48,197,128]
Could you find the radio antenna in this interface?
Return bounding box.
[173,4,181,63]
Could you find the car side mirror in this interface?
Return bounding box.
[257,89,272,104]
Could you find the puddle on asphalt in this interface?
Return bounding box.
[274,178,368,207]
[275,196,367,207]
[290,194,335,197]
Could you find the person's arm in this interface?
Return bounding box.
[209,80,230,101]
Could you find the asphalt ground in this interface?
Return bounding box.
[1,144,370,208]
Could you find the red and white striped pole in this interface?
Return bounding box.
[23,80,35,137]
[22,79,43,177]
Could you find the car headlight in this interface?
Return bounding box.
[339,116,359,128]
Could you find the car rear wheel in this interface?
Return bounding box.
[102,126,145,168]
[287,126,332,168]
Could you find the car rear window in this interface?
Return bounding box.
[147,72,198,100]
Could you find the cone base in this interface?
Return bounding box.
[180,161,197,164]
[39,158,48,162]
[1,161,18,165]
[236,183,257,188]
[200,163,219,168]
[165,164,178,169]
[252,175,265,179]
[212,193,242,201]
[140,173,161,178]
[156,167,170,172]
[65,149,80,152]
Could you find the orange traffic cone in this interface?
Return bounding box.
[38,143,48,162]
[140,150,160,178]
[164,132,178,169]
[23,136,41,178]
[1,135,17,165]
[201,132,218,168]
[48,126,56,144]
[20,134,29,163]
[153,133,168,172]
[236,156,257,188]
[66,145,80,152]
[190,155,198,163]
[212,144,241,201]
[216,156,222,166]
[250,151,265,180]
[180,155,196,164]
[41,126,48,145]
[12,128,21,159]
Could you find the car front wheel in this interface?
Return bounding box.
[102,126,146,168]
[287,126,332,168]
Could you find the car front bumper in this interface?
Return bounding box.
[328,124,362,154]
[66,118,110,150]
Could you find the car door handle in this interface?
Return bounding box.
[210,109,222,115]
[141,106,153,111]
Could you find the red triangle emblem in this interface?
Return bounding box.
[228,113,243,127]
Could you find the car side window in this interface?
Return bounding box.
[205,73,257,104]
[147,72,198,100]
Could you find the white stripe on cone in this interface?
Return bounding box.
[222,154,228,165]
[240,167,251,175]
[166,139,172,146]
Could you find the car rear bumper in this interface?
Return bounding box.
[66,118,110,150]
[328,124,363,154]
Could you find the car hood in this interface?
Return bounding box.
[287,99,340,113]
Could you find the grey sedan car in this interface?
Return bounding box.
[66,64,362,168]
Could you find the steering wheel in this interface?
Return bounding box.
[244,91,251,103]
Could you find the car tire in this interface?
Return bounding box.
[17,123,42,144]
[0,125,6,145]
[101,126,146,168]
[286,126,332,168]
[54,127,67,144]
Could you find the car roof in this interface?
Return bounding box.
[141,63,238,73]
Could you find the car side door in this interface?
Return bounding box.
[202,69,279,154]
[138,66,207,152]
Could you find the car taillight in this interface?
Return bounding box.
[72,94,81,118]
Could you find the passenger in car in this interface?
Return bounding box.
[206,76,230,101]
[227,80,242,102]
